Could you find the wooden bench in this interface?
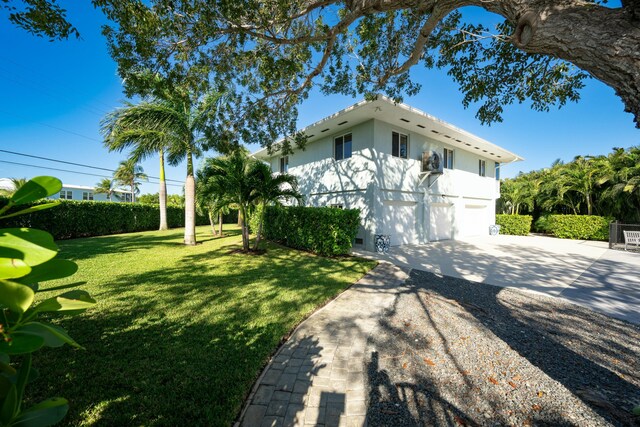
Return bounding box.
[623,230,640,251]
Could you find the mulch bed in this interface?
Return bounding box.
[365,270,640,426]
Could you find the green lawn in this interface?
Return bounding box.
[27,225,375,426]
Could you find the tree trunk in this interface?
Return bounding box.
[218,212,223,236]
[237,210,242,226]
[239,205,249,251]
[208,210,216,235]
[587,193,593,216]
[131,182,136,203]
[504,2,640,126]
[158,150,169,231]
[253,202,265,251]
[184,150,197,246]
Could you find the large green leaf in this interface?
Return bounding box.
[31,290,95,314]
[0,383,17,424]
[0,281,34,313]
[17,259,77,286]
[0,375,12,399]
[0,259,31,280]
[15,354,31,411]
[0,203,60,220]
[0,229,58,267]
[0,333,44,355]
[10,397,68,427]
[10,177,62,206]
[18,323,80,349]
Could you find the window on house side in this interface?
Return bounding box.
[60,190,72,200]
[330,204,343,209]
[479,160,486,177]
[83,192,94,201]
[280,156,289,173]
[334,133,352,160]
[392,132,408,159]
[495,162,500,180]
[444,148,454,169]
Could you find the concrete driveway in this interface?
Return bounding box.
[354,235,640,324]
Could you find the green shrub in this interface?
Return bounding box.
[262,206,361,256]
[495,214,532,236]
[0,197,208,240]
[547,215,610,240]
[533,214,552,233]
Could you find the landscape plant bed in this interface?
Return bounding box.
[366,270,640,426]
[25,225,375,426]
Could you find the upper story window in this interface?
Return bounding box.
[59,190,72,200]
[495,162,500,180]
[443,148,454,169]
[479,159,486,177]
[280,156,289,173]
[334,133,352,161]
[330,204,343,209]
[83,191,94,201]
[391,132,408,159]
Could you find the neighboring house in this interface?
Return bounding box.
[253,96,523,252]
[48,184,133,202]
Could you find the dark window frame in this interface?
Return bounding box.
[443,148,454,169]
[479,159,486,177]
[334,133,352,160]
[279,156,289,173]
[391,131,408,159]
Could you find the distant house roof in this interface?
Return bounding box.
[253,96,523,163]
[61,184,131,194]
[0,178,14,191]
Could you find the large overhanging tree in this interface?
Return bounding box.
[6,1,640,146]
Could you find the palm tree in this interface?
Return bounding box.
[198,151,256,251]
[113,159,148,203]
[94,178,116,201]
[103,92,224,245]
[248,161,303,250]
[101,100,174,230]
[0,177,27,196]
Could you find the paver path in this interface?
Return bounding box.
[236,262,408,427]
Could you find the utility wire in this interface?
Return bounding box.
[0,160,184,188]
[0,149,184,184]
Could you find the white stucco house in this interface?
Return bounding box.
[47,184,133,202]
[253,96,523,252]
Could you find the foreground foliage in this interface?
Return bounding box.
[25,226,374,426]
[546,215,610,241]
[0,177,96,426]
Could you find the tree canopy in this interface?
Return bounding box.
[6,0,640,151]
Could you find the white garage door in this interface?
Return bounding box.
[429,203,453,241]
[462,204,488,237]
[382,200,417,246]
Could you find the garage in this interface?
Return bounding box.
[381,200,418,246]
[429,203,453,241]
[461,203,488,237]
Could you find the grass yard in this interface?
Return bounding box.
[26,225,375,426]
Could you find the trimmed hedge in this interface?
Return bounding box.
[547,215,610,241]
[262,206,361,256]
[495,214,532,236]
[0,197,208,240]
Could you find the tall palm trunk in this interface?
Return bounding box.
[208,210,216,235]
[158,149,169,230]
[184,149,197,245]
[239,205,250,251]
[131,180,136,203]
[218,212,223,236]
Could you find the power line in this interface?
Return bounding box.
[0,149,184,184]
[0,160,184,188]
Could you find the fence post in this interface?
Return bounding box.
[609,220,618,249]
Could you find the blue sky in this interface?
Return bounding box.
[1,3,637,195]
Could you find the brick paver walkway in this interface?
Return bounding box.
[236,262,409,427]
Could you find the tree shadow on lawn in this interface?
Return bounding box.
[27,241,371,426]
[368,269,640,426]
[56,227,242,261]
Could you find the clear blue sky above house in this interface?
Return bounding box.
[0,2,637,195]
